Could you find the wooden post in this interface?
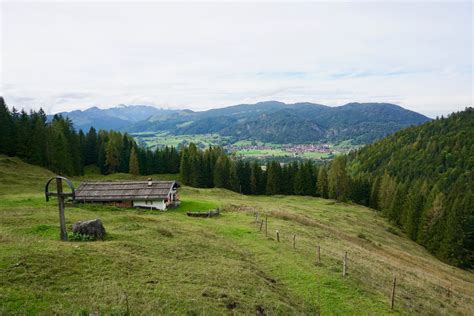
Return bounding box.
[390,276,397,309]
[265,215,268,237]
[56,178,68,241]
[293,234,296,249]
[276,230,280,242]
[316,245,321,265]
[342,252,348,277]
[255,212,259,223]
[259,220,264,232]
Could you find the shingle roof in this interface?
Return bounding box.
[75,180,178,202]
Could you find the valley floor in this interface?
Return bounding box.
[0,156,473,315]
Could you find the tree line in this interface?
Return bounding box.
[0,97,180,176]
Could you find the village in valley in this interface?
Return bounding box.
[226,142,356,160]
[131,131,357,162]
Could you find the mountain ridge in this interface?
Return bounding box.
[51,101,431,144]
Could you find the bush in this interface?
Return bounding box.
[68,232,96,241]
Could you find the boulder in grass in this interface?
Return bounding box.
[72,219,106,240]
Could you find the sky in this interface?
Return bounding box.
[0,1,472,117]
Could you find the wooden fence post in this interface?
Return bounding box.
[276,230,280,242]
[390,276,397,309]
[342,252,348,277]
[259,220,264,232]
[255,212,259,223]
[265,215,268,237]
[293,234,296,249]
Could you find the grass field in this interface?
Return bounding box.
[1,155,473,315]
[131,132,232,150]
[130,132,345,160]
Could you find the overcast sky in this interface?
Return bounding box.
[1,1,472,117]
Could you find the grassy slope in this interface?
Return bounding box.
[0,156,473,315]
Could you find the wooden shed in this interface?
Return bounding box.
[75,179,179,210]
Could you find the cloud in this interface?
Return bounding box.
[1,1,472,117]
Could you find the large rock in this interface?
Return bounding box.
[72,219,106,240]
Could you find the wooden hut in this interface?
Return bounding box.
[75,179,179,210]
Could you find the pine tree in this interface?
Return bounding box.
[129,146,140,175]
[403,183,425,241]
[85,127,99,165]
[28,110,48,166]
[378,172,397,215]
[229,161,240,192]
[179,147,191,185]
[250,161,263,195]
[97,133,108,174]
[388,182,408,225]
[328,156,349,201]
[105,132,122,173]
[15,110,32,159]
[266,161,282,195]
[316,167,328,198]
[119,135,131,173]
[236,160,251,194]
[0,97,16,156]
[417,190,445,252]
[349,176,371,206]
[214,155,230,188]
[369,176,381,210]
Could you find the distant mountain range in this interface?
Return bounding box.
[51,101,431,144]
[49,104,175,131]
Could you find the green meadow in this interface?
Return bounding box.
[0,156,473,315]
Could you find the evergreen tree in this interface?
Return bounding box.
[328,156,349,201]
[15,110,32,159]
[119,135,131,173]
[266,161,282,195]
[250,161,264,195]
[294,161,314,196]
[0,97,15,156]
[369,176,381,210]
[388,181,408,225]
[403,183,425,241]
[179,147,191,185]
[229,161,240,192]
[349,176,371,206]
[417,190,445,252]
[85,127,99,165]
[214,155,230,188]
[316,167,328,198]
[378,172,397,215]
[129,146,140,175]
[105,132,122,173]
[97,133,108,174]
[236,160,251,194]
[28,109,48,166]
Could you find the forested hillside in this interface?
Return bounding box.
[1,96,471,268]
[347,108,474,267]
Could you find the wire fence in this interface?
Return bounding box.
[230,207,472,315]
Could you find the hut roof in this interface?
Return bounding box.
[75,180,178,202]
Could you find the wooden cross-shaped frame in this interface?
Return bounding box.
[45,176,75,241]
